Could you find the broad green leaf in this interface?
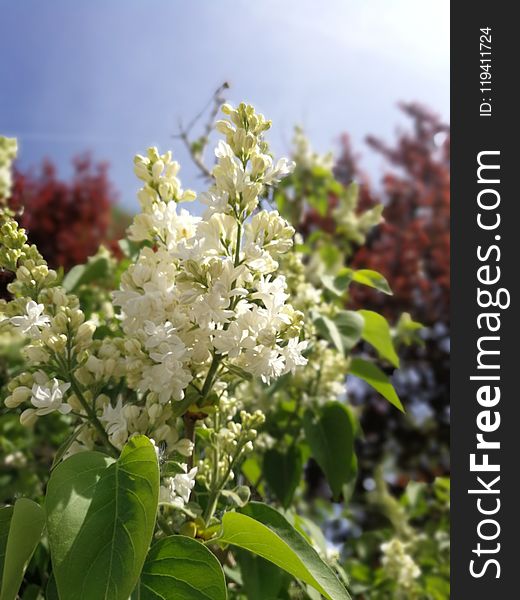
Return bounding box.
[241,455,266,496]
[350,269,392,295]
[46,435,160,600]
[293,514,328,557]
[0,499,45,600]
[331,269,354,293]
[219,502,351,600]
[307,586,322,600]
[0,507,13,585]
[313,314,343,353]
[236,549,290,600]
[326,268,392,297]
[334,310,364,352]
[349,358,404,412]
[45,574,59,600]
[357,310,400,367]
[303,403,357,500]
[263,446,303,508]
[394,312,424,347]
[140,536,227,600]
[19,583,40,600]
[62,255,109,292]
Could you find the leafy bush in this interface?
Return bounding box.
[0,101,448,599]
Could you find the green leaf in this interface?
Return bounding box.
[0,499,45,600]
[331,269,354,293]
[394,312,424,347]
[45,574,59,600]
[357,310,400,367]
[313,314,343,353]
[241,455,266,496]
[0,507,13,586]
[62,255,109,292]
[349,358,404,412]
[303,403,357,500]
[350,269,392,295]
[219,502,351,600]
[236,549,290,600]
[140,536,227,600]
[334,310,364,353]
[263,445,303,508]
[221,486,251,508]
[46,435,160,600]
[325,268,391,297]
[51,422,88,470]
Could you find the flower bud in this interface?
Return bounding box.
[76,321,95,345]
[152,160,164,180]
[148,403,162,422]
[53,311,69,331]
[20,408,38,427]
[16,265,32,284]
[7,385,32,407]
[23,345,48,362]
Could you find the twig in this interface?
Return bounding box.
[173,82,230,180]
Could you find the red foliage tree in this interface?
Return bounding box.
[337,103,450,327]
[8,155,123,271]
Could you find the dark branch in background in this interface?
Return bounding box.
[173,82,230,181]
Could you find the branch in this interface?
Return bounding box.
[173,82,230,181]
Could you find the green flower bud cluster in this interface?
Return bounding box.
[0,136,17,201]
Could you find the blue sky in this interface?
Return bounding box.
[0,0,449,212]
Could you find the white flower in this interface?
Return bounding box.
[30,379,71,416]
[100,397,128,447]
[263,157,295,184]
[244,210,294,256]
[200,190,230,216]
[159,464,198,508]
[381,537,421,590]
[251,275,290,320]
[242,346,286,384]
[281,338,308,373]
[10,301,50,338]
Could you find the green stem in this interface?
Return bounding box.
[63,324,118,457]
[200,355,222,400]
[204,440,247,525]
[199,215,243,405]
[69,374,118,457]
[234,220,242,267]
[202,213,245,525]
[204,489,220,525]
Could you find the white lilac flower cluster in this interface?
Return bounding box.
[292,126,334,172]
[239,243,350,423]
[114,102,307,409]
[0,147,189,462]
[380,537,421,591]
[1,106,310,513]
[159,463,198,509]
